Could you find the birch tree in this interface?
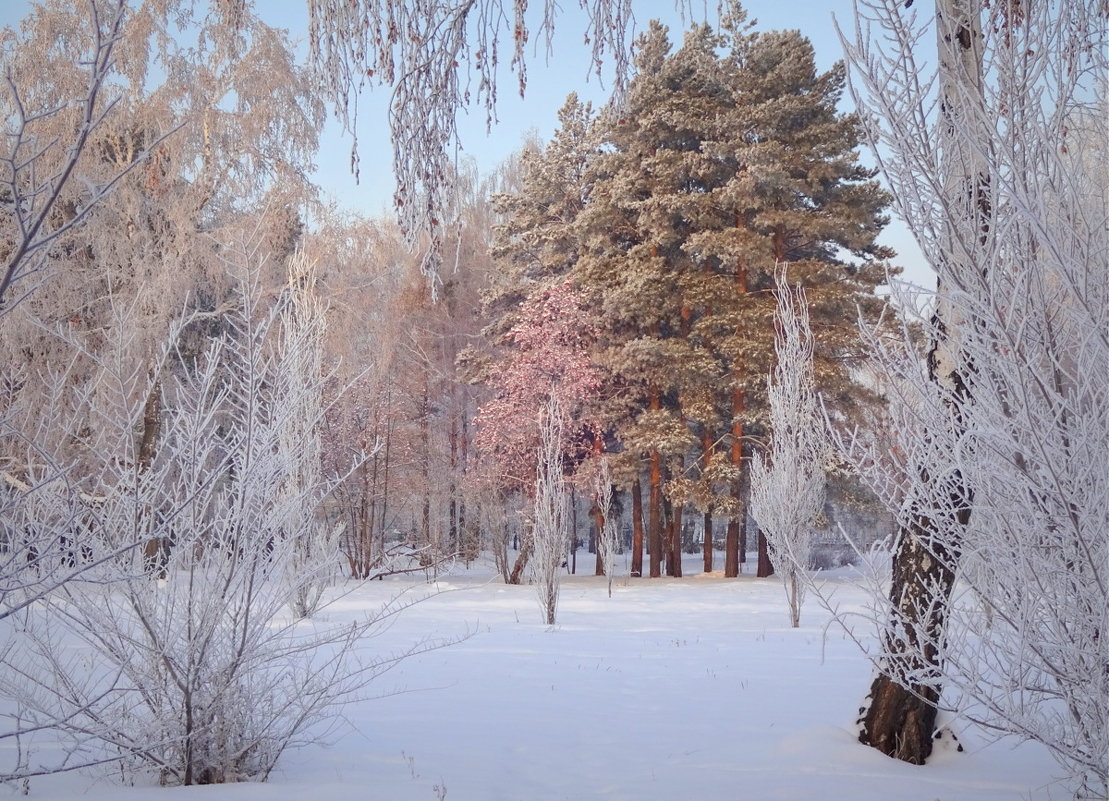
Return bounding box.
[838,0,1107,791]
[592,455,619,597]
[1,241,433,786]
[277,248,341,618]
[750,271,825,628]
[0,0,167,312]
[305,0,639,291]
[532,396,569,625]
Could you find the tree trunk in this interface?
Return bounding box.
[756,529,774,578]
[418,384,433,567]
[459,413,473,564]
[724,519,739,578]
[571,488,578,575]
[701,425,715,573]
[138,379,171,578]
[631,479,644,577]
[378,417,392,566]
[858,514,961,762]
[857,0,983,764]
[703,511,713,573]
[648,447,663,578]
[593,501,605,576]
[508,532,532,585]
[448,414,458,555]
[739,512,747,567]
[725,385,745,577]
[670,498,683,578]
[662,491,675,577]
[666,451,684,577]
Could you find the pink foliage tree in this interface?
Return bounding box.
[475,282,601,494]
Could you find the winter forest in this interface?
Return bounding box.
[0,0,1105,799]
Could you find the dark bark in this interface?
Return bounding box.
[724,519,740,578]
[630,479,644,577]
[593,501,605,576]
[378,418,392,563]
[448,415,458,554]
[571,489,578,575]
[725,386,745,577]
[739,513,747,566]
[701,424,715,573]
[858,674,940,766]
[507,536,531,585]
[756,529,774,578]
[703,511,713,573]
[648,448,663,578]
[662,492,676,577]
[664,454,683,577]
[418,384,432,567]
[858,515,961,763]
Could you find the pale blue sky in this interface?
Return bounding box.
[1,1,932,286]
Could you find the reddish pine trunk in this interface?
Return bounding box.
[725,520,739,577]
[725,386,745,577]
[631,480,644,577]
[724,261,750,578]
[648,448,663,578]
[648,389,663,578]
[701,426,714,573]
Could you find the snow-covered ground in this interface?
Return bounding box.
[15,553,1066,800]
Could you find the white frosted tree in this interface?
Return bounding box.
[836,0,1107,792]
[750,270,825,628]
[0,239,434,786]
[276,248,342,618]
[531,396,569,626]
[593,456,619,598]
[0,0,177,312]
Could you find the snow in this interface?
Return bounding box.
[13,554,1065,800]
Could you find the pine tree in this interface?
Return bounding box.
[572,16,892,577]
[483,94,598,335]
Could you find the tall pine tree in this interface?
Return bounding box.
[573,14,892,577]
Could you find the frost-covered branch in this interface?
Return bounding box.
[750,269,825,628]
[0,0,182,313]
[835,0,1107,792]
[593,455,619,598]
[305,0,654,291]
